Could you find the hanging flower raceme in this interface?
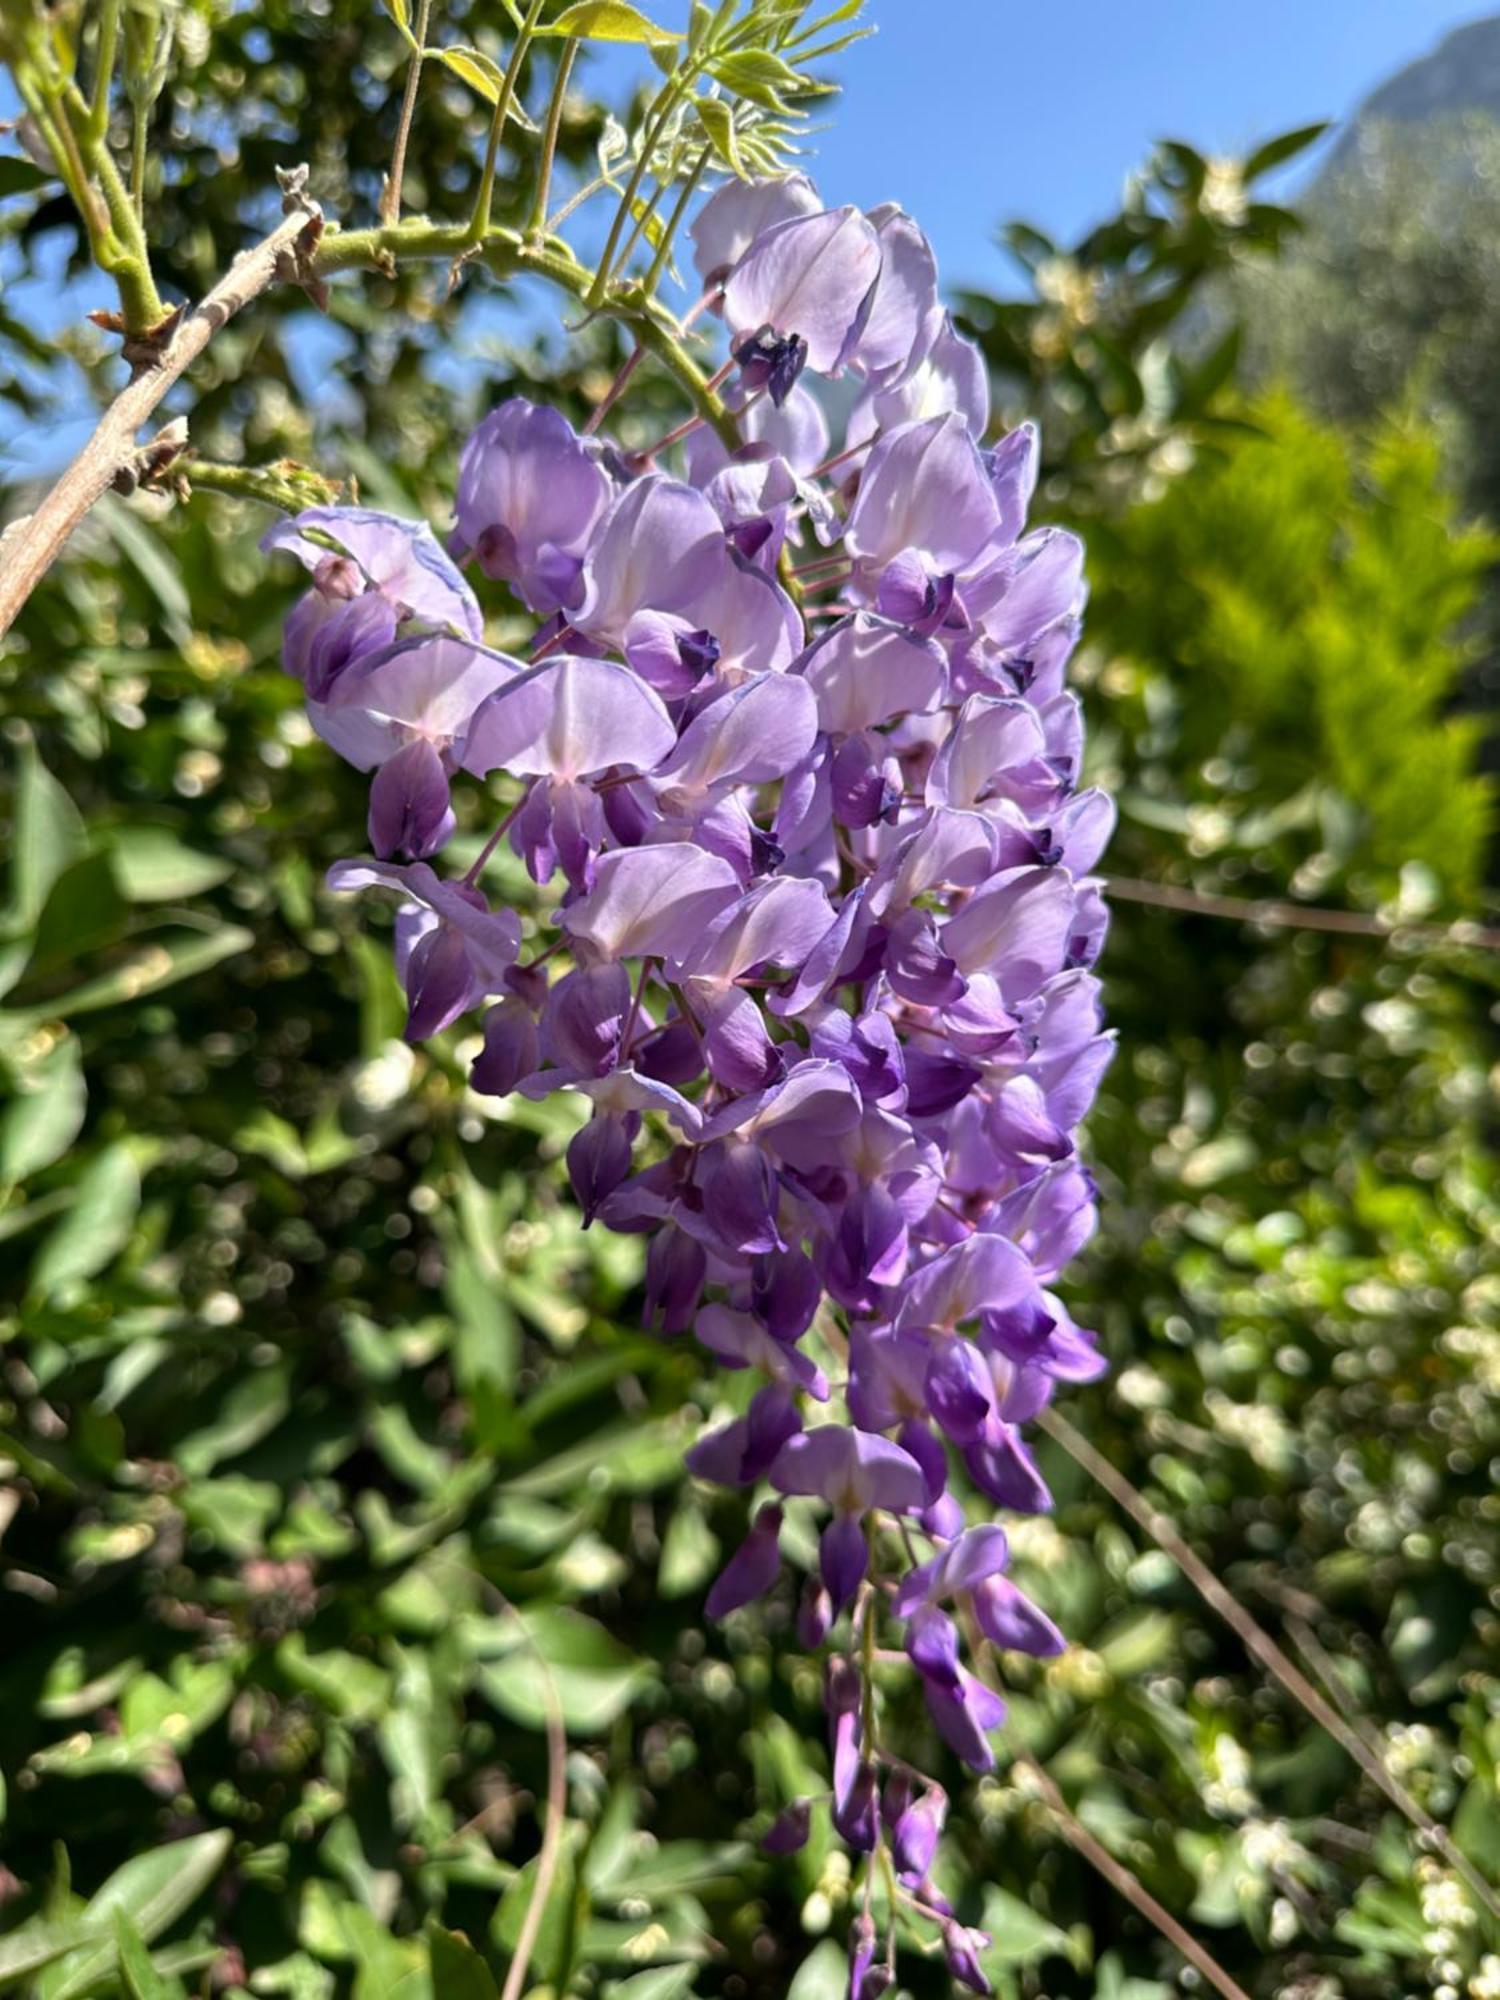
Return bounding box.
[263,167,1113,1990]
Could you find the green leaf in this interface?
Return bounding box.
[2,923,255,1026]
[693,95,744,177]
[107,828,234,902]
[0,1033,86,1185]
[30,1141,140,1296]
[787,1940,846,2000]
[1242,121,1329,181]
[42,1831,232,2000]
[534,3,682,46]
[0,1918,93,1990]
[711,49,812,109]
[605,1970,698,2000]
[425,1927,498,2000]
[381,0,420,47]
[177,1364,293,1476]
[478,1608,654,1735]
[977,1884,1075,1971]
[113,1912,180,2000]
[7,738,85,933]
[434,45,507,103]
[0,156,56,202]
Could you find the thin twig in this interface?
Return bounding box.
[485,1588,570,2000]
[1039,1405,1500,1921]
[1016,1753,1254,2000]
[0,195,321,643]
[1103,874,1500,955]
[379,0,433,228]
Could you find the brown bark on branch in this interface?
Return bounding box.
[0,192,322,644]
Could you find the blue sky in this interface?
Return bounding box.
[710,1,1487,291]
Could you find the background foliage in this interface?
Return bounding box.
[1,9,1498,1998]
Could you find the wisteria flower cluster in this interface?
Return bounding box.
[264,171,1112,1992]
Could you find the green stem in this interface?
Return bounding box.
[174,457,342,512]
[87,0,121,141]
[642,143,710,299]
[379,0,433,227]
[527,37,577,241]
[312,219,741,454]
[468,0,546,244]
[589,75,685,302]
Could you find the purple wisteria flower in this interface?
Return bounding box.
[264,166,1111,1994]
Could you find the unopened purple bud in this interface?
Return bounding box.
[471,998,539,1097]
[831,1758,880,1851]
[645,1222,707,1335]
[827,1655,862,1717]
[897,1417,948,1505]
[921,1490,966,1541]
[796,1576,834,1649]
[761,1798,812,1854]
[368,739,455,861]
[567,1114,635,1225]
[820,1513,868,1612]
[752,1245,821,1343]
[742,1382,804,1482]
[906,1603,961,1691]
[942,1922,993,1995]
[892,1782,947,1882]
[705,1501,783,1619]
[925,1338,993,1445]
[830,731,902,830]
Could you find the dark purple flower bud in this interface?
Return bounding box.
[567,1114,635,1226]
[826,1183,909,1313]
[942,1922,993,1995]
[634,1012,703,1086]
[847,1914,879,2000]
[543,962,630,1077]
[796,1577,834,1649]
[733,325,810,407]
[404,926,479,1042]
[904,1046,981,1118]
[645,1223,707,1335]
[471,998,540,1097]
[761,1799,812,1854]
[971,1573,1065,1657]
[705,1502,783,1619]
[906,1603,962,1691]
[820,1513,868,1613]
[897,1417,948,1505]
[700,1141,785,1257]
[875,551,956,636]
[830,731,902,829]
[892,1781,947,1883]
[367,740,455,861]
[752,1246,822,1343]
[922,1490,965,1541]
[925,1338,993,1445]
[963,1423,1053,1513]
[923,1667,1006,1773]
[810,1009,905,1109]
[743,1382,804,1480]
[832,1758,880,1851]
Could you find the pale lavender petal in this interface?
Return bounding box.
[690,170,822,286]
[561,843,740,964]
[940,864,1078,989]
[724,207,882,375]
[845,413,1001,575]
[655,672,818,805]
[801,613,947,734]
